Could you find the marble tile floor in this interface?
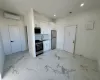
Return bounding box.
[2,50,100,80]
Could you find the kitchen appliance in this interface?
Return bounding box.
[35,40,43,56]
[34,27,41,34]
[51,30,57,49]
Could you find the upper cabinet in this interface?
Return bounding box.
[34,20,40,27]
[40,22,50,34]
[49,22,56,30]
[34,20,56,37]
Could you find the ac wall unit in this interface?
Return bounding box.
[3,12,21,20]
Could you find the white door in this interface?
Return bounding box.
[0,26,12,55]
[64,26,77,53]
[9,26,21,53]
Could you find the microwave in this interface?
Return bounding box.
[34,27,41,34]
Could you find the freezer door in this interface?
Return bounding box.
[51,30,57,38]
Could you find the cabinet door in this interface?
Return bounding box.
[43,40,50,52]
[46,40,50,50]
[40,22,49,34]
[49,22,56,30]
[43,41,47,52]
[34,20,40,27]
[41,26,46,34]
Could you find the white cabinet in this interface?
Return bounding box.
[40,22,50,34]
[43,40,51,52]
[34,20,40,27]
[49,22,56,30]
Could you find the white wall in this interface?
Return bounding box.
[0,33,5,79]
[26,9,36,57]
[0,10,27,55]
[56,9,100,64]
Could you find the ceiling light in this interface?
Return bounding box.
[54,14,56,17]
[80,3,84,7]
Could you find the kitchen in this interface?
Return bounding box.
[35,25,57,56]
[1,0,100,80]
[33,11,57,56]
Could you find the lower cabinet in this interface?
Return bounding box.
[43,40,51,52]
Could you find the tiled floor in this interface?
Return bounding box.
[2,50,100,80]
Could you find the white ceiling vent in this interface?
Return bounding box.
[3,12,21,20]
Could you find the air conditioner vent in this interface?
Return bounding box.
[3,12,21,20]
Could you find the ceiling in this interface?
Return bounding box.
[0,0,100,19]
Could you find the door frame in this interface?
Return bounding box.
[63,25,77,54]
[25,26,29,50]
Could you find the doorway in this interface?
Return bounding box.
[64,26,77,54]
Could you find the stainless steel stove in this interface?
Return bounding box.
[35,40,43,56]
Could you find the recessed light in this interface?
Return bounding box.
[54,14,56,17]
[80,3,84,7]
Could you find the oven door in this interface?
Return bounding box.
[35,42,43,52]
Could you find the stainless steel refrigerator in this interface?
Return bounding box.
[51,30,57,50]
